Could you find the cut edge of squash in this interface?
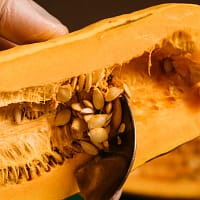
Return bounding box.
[0,4,199,92]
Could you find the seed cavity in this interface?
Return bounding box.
[0,68,127,186]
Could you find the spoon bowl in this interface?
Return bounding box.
[75,95,136,200]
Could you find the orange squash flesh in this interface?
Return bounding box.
[0,3,200,200]
[124,138,200,198]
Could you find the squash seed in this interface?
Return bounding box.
[13,108,23,124]
[21,166,30,180]
[51,127,62,150]
[51,151,64,164]
[83,100,94,109]
[163,58,174,73]
[92,141,104,150]
[32,112,39,119]
[103,140,109,149]
[118,122,126,133]
[63,125,73,143]
[87,114,110,129]
[105,102,112,113]
[71,103,82,112]
[88,127,108,143]
[76,112,84,120]
[123,83,132,98]
[9,167,18,183]
[55,108,71,126]
[71,142,83,153]
[85,73,92,92]
[104,125,111,135]
[77,74,86,91]
[3,168,8,184]
[57,84,72,103]
[110,98,122,137]
[29,165,38,180]
[25,111,40,120]
[103,113,112,127]
[117,136,122,145]
[192,82,200,96]
[105,87,123,102]
[71,130,84,140]
[80,141,98,155]
[80,107,94,114]
[92,69,105,86]
[93,87,105,110]
[71,118,87,132]
[0,169,5,185]
[71,77,78,92]
[83,114,93,123]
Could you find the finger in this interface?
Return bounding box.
[0,36,17,50]
[110,189,123,200]
[0,0,68,45]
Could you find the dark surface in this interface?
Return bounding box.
[67,193,192,200]
[34,1,199,200]
[35,0,199,32]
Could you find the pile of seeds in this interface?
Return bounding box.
[52,68,127,156]
[0,68,128,185]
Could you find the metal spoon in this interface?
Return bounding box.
[74,95,136,200]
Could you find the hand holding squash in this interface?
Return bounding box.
[0,0,68,50]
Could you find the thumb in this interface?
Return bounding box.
[0,0,68,45]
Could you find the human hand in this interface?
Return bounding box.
[110,189,122,200]
[0,0,68,50]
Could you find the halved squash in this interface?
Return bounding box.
[0,3,200,200]
[124,137,200,198]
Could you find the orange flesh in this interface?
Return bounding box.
[114,51,200,168]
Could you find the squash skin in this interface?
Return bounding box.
[0,3,200,200]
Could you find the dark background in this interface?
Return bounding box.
[34,1,199,199]
[35,0,199,32]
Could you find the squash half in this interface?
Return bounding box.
[0,3,200,200]
[124,137,200,198]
